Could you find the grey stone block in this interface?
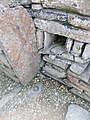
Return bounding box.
[65,38,73,52]
[34,18,90,43]
[43,0,90,16]
[68,75,90,93]
[65,104,90,120]
[68,64,90,84]
[44,32,55,49]
[71,41,84,57]
[36,29,44,50]
[32,4,42,10]
[69,88,90,103]
[43,55,69,70]
[0,87,21,110]
[29,9,67,22]
[50,45,66,55]
[43,63,66,78]
[68,14,90,30]
[82,44,90,60]
[31,0,41,3]
[70,62,89,75]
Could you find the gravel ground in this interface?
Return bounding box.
[0,72,90,120]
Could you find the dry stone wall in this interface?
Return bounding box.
[28,0,90,102]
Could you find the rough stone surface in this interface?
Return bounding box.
[68,14,90,30]
[59,52,74,61]
[68,75,90,93]
[66,38,73,52]
[44,32,55,49]
[43,0,90,16]
[32,4,42,10]
[65,104,90,120]
[0,0,14,6]
[34,18,90,43]
[36,29,44,50]
[50,45,66,55]
[0,6,39,85]
[0,0,31,6]
[71,41,84,57]
[0,87,21,109]
[82,44,90,60]
[68,64,90,84]
[43,55,69,70]
[70,62,89,75]
[74,56,90,64]
[31,0,41,3]
[29,9,67,22]
[43,63,66,78]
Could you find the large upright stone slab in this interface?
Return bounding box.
[43,0,90,16]
[0,6,39,85]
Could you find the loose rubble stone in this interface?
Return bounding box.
[65,104,90,120]
[34,19,90,43]
[29,9,67,22]
[82,44,90,60]
[68,14,90,30]
[43,0,90,16]
[71,41,84,57]
[69,62,89,75]
[0,6,39,85]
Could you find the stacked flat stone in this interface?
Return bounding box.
[29,0,90,102]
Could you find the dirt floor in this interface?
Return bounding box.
[0,72,90,120]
